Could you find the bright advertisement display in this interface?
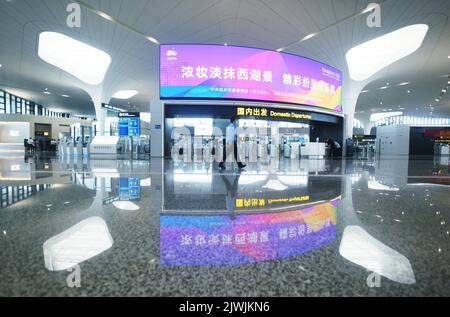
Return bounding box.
[160,200,338,266]
[160,44,342,112]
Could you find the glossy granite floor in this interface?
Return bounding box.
[0,152,449,296]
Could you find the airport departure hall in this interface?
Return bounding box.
[0,0,450,299]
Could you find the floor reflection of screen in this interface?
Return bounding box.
[160,200,338,266]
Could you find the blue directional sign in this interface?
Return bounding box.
[118,112,140,137]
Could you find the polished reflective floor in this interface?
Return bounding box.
[0,153,449,296]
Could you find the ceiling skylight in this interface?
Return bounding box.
[346,24,428,81]
[112,90,139,99]
[38,32,112,85]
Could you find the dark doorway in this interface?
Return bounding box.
[34,123,52,151]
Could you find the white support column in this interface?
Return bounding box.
[363,119,373,135]
[342,79,366,156]
[94,101,106,136]
[150,100,164,157]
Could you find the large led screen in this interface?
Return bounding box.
[160,44,342,112]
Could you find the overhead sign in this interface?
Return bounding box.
[160,44,342,112]
[118,112,140,137]
[424,128,450,139]
[236,106,312,120]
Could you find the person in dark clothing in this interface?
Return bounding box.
[220,172,241,220]
[326,138,335,157]
[218,116,246,170]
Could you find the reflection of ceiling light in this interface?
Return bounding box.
[43,91,51,95]
[43,217,113,271]
[277,173,308,186]
[174,172,212,184]
[113,201,140,211]
[435,98,440,102]
[38,32,111,85]
[339,226,415,284]
[239,172,268,185]
[262,179,288,191]
[368,180,399,191]
[61,94,70,98]
[361,90,369,93]
[140,112,150,123]
[112,90,139,99]
[380,86,388,90]
[398,82,409,86]
[346,24,428,81]
[370,111,402,122]
[407,90,411,94]
[276,48,284,52]
[140,178,151,187]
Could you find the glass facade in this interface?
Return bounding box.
[0,89,81,119]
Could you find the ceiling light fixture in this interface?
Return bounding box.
[302,33,317,41]
[38,32,112,85]
[370,111,403,122]
[346,24,429,81]
[112,90,139,99]
[97,11,114,21]
[146,36,160,45]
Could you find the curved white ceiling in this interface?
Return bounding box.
[0,0,449,118]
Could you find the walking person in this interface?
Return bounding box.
[218,116,246,170]
[27,138,34,153]
[220,172,241,220]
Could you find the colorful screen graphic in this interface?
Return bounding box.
[160,200,338,266]
[160,44,342,112]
